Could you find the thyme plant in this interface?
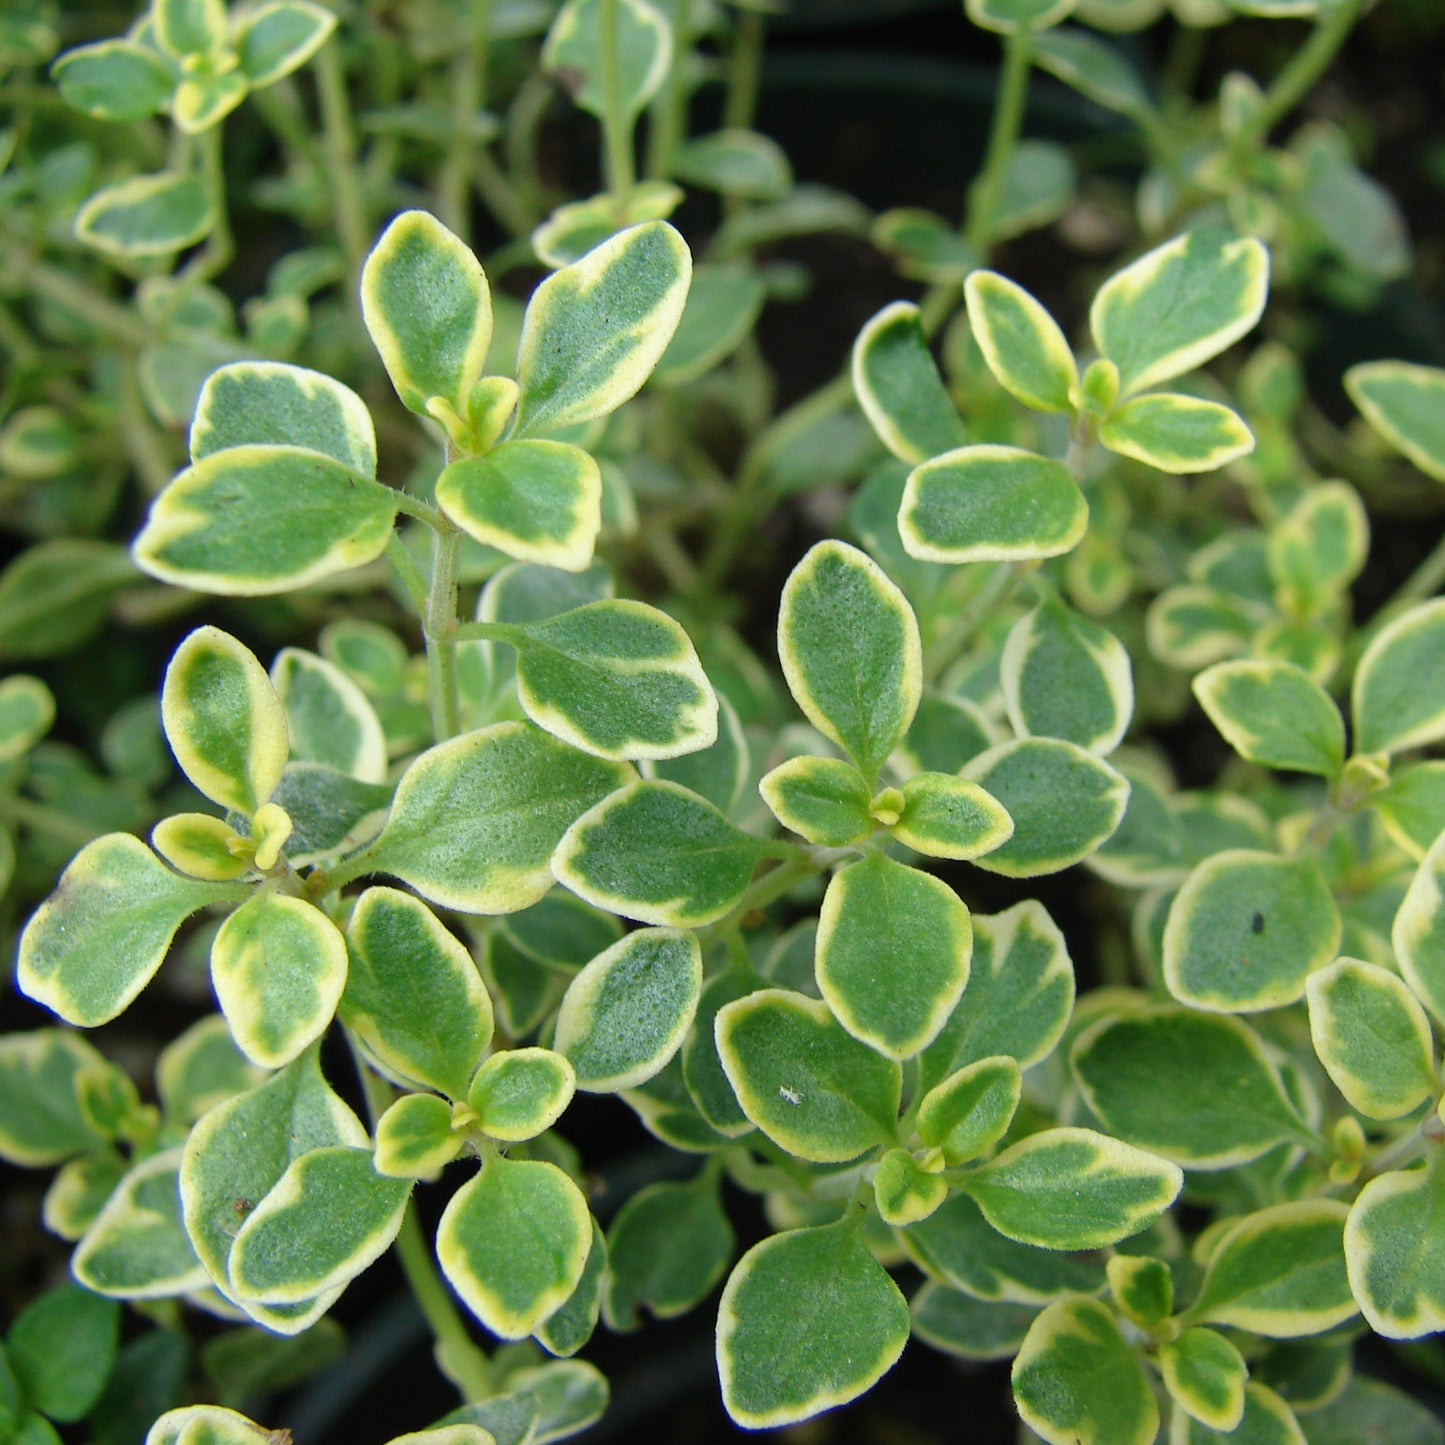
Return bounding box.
[2,0,1445,1442]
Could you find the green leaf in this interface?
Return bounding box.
[1031,27,1152,117]
[190,362,376,477]
[235,1,336,87]
[963,1126,1181,1251]
[671,129,791,200]
[717,1217,909,1429]
[1170,1383,1307,1445]
[759,755,873,846]
[1146,584,1266,670]
[903,1191,1104,1305]
[1089,229,1269,397]
[964,270,1078,413]
[478,932,565,1041]
[1344,1150,1445,1338]
[542,0,671,121]
[890,771,1013,858]
[1099,393,1254,473]
[153,0,227,56]
[1190,1200,1355,1337]
[211,893,348,1069]
[1306,959,1437,1120]
[682,955,764,1137]
[920,899,1075,1086]
[0,1031,111,1166]
[554,927,701,1091]
[966,0,1077,34]
[994,139,1076,240]
[537,1221,605,1357]
[268,765,391,863]
[440,1360,606,1444]
[1107,1255,1173,1330]
[1346,360,1445,483]
[500,599,716,761]
[75,172,214,258]
[963,738,1128,877]
[172,70,247,133]
[1354,598,1445,756]
[513,221,691,437]
[500,891,623,970]
[1012,1298,1158,1445]
[817,853,973,1059]
[437,441,601,573]
[53,40,174,122]
[1303,1374,1445,1445]
[716,988,901,1162]
[1393,830,1445,1028]
[43,1154,128,1241]
[916,1055,1022,1165]
[1071,1006,1312,1168]
[272,647,387,783]
[0,675,54,761]
[652,263,767,385]
[342,886,493,1098]
[437,1156,592,1339]
[604,1168,734,1329]
[8,1284,120,1424]
[1158,1328,1247,1432]
[0,541,138,663]
[851,302,968,466]
[873,1148,947,1226]
[162,627,288,815]
[72,1149,208,1299]
[1193,659,1345,777]
[910,1284,1037,1361]
[366,722,632,914]
[1267,481,1368,606]
[17,835,226,1027]
[229,1146,410,1304]
[901,445,1088,563]
[468,1047,575,1140]
[200,1324,344,1411]
[778,540,922,781]
[1001,600,1132,755]
[360,211,491,417]
[374,1093,463,1178]
[146,1407,278,1445]
[555,779,768,927]
[134,445,398,596]
[1163,849,1340,1011]
[870,209,978,284]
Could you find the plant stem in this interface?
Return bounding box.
[697,845,841,950]
[385,533,430,613]
[119,359,176,495]
[598,0,635,215]
[645,0,692,179]
[0,241,150,346]
[178,123,234,287]
[426,522,463,742]
[724,8,764,132]
[1241,0,1362,147]
[964,26,1033,256]
[0,796,101,849]
[439,0,489,242]
[315,35,370,286]
[924,561,1026,685]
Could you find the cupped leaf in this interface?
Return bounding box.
[873,1149,947,1226]
[1353,597,1445,756]
[53,40,175,122]
[342,886,493,1097]
[152,814,249,882]
[163,627,288,816]
[17,835,227,1027]
[604,1168,735,1329]
[1071,1006,1312,1168]
[1189,1200,1355,1338]
[816,852,972,1060]
[374,1094,463,1178]
[468,1048,575,1140]
[0,675,54,761]
[1089,229,1269,397]
[437,1156,592,1340]
[1098,394,1254,473]
[134,445,398,596]
[759,755,873,847]
[537,1221,606,1357]
[190,363,376,477]
[1107,1255,1172,1330]
[1011,1298,1158,1445]
[1344,1152,1445,1339]
[1162,849,1340,1012]
[777,540,921,782]
[72,1149,208,1299]
[1194,659,1345,777]
[962,1127,1181,1251]
[891,772,1013,859]
[146,1408,276,1445]
[715,989,902,1163]
[513,221,691,437]
[272,647,386,783]
[554,928,701,1091]
[502,599,717,761]
[235,1,336,87]
[901,445,1088,563]
[211,894,348,1069]
[364,722,633,914]
[439,1360,606,1444]
[437,441,601,573]
[360,211,491,417]
[1346,360,1445,482]
[229,1146,410,1304]
[1001,600,1132,755]
[0,1031,110,1166]
[1158,1328,1247,1433]
[1169,1382,1306,1445]
[717,1217,909,1430]
[75,172,214,258]
[1306,959,1437,1120]
[653,263,767,384]
[555,779,769,927]
[916,1055,1022,1165]
[964,270,1078,413]
[1393,829,1445,1028]
[851,302,967,465]
[963,737,1129,877]
[542,0,671,121]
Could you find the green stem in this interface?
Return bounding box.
[426,523,463,743]
[439,0,489,242]
[0,241,150,346]
[471,147,537,240]
[315,36,370,286]
[1239,0,1362,147]
[645,0,692,179]
[178,123,233,287]
[251,79,320,168]
[385,533,430,614]
[505,73,554,220]
[924,561,1027,685]
[696,845,838,950]
[0,796,102,849]
[390,490,448,530]
[964,27,1033,256]
[119,358,176,495]
[724,8,764,132]
[598,0,635,214]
